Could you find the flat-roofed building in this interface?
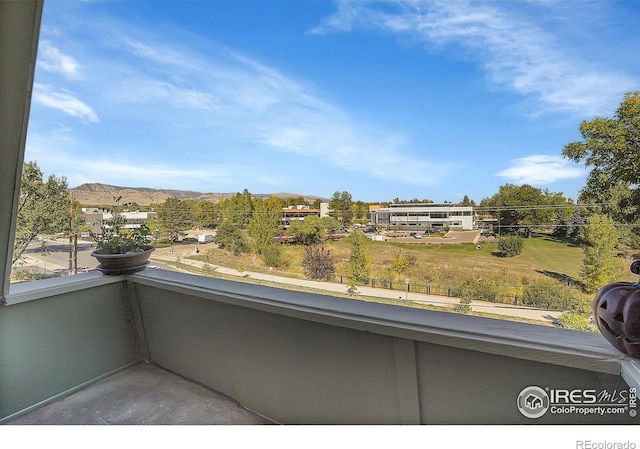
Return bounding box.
[83,208,157,234]
[282,205,319,228]
[370,203,474,230]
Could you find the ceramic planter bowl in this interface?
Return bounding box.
[91,248,154,275]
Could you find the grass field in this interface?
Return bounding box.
[189,231,636,310]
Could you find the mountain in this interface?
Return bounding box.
[69,183,327,206]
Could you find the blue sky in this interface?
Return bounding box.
[25,0,640,203]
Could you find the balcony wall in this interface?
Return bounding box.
[1,275,141,421]
[2,268,638,424]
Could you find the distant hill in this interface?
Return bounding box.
[69,183,327,206]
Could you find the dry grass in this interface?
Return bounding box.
[185,231,635,303]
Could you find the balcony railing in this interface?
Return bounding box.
[2,267,639,425]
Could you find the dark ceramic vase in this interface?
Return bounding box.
[91,248,154,275]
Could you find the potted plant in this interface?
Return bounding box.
[91,198,155,275]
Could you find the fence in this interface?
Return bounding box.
[335,275,570,311]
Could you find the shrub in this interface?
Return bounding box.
[556,312,598,332]
[455,295,472,314]
[521,280,581,310]
[302,245,335,281]
[497,235,523,257]
[262,243,288,268]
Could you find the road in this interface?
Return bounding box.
[14,239,99,275]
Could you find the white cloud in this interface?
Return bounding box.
[32,83,99,123]
[107,32,445,186]
[37,40,82,79]
[312,1,637,117]
[497,155,586,185]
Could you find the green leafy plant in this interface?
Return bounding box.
[93,199,154,254]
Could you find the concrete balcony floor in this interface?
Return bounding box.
[6,362,274,425]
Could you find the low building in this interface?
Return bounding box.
[281,205,320,228]
[370,203,474,230]
[281,202,332,228]
[82,208,157,234]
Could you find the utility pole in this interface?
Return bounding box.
[68,192,77,275]
[69,192,73,275]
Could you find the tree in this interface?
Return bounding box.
[389,249,416,279]
[221,189,253,228]
[563,91,640,223]
[156,196,192,244]
[328,191,353,225]
[13,162,71,264]
[215,221,249,256]
[579,213,623,293]
[348,230,371,284]
[480,184,567,236]
[248,197,282,254]
[286,215,326,245]
[302,245,335,280]
[193,200,220,229]
[281,196,309,208]
[457,195,476,207]
[350,201,369,224]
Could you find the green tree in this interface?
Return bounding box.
[350,201,369,224]
[457,195,476,207]
[329,190,353,225]
[248,197,282,254]
[579,214,623,293]
[13,161,71,264]
[156,196,192,244]
[563,91,640,224]
[480,184,567,236]
[221,189,253,228]
[348,230,371,284]
[286,215,326,245]
[215,221,249,256]
[193,200,220,229]
[281,196,309,208]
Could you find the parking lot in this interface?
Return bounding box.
[381,230,483,244]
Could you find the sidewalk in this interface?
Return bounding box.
[150,250,563,324]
